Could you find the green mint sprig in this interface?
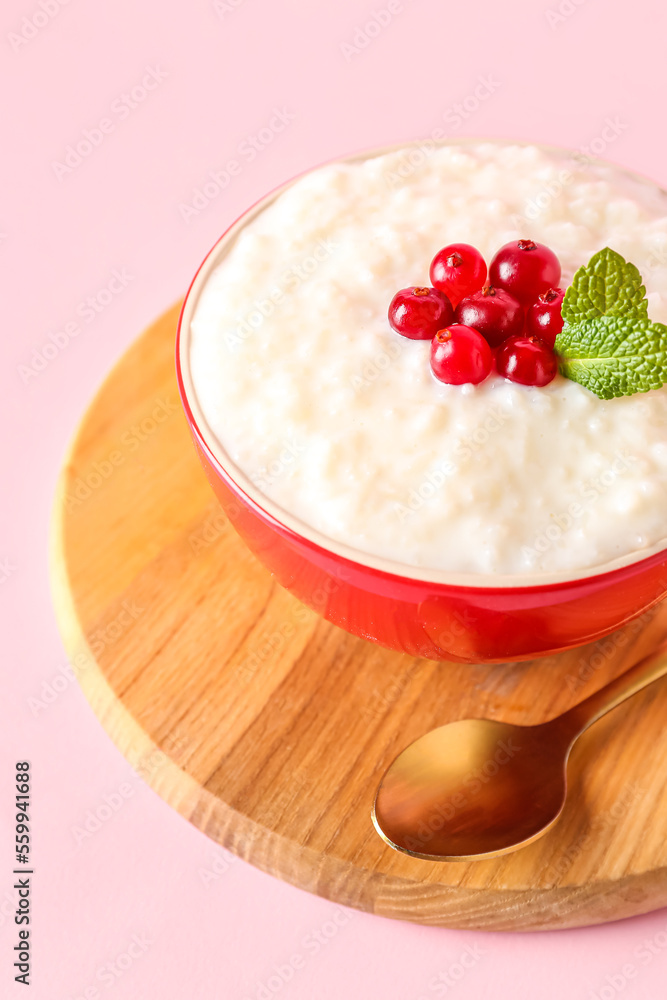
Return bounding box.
[554,247,667,399]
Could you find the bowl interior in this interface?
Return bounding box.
[177,138,667,592]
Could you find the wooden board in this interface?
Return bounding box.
[50,303,667,931]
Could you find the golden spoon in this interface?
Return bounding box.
[372,641,667,861]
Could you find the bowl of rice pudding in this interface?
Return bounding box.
[176,139,667,663]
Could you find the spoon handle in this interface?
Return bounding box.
[557,637,667,739]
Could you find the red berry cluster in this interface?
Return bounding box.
[388,241,565,387]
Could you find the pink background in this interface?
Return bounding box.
[3,0,667,996]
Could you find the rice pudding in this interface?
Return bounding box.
[187,141,667,577]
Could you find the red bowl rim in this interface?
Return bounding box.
[176,137,667,594]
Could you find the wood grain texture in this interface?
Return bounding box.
[50,302,667,930]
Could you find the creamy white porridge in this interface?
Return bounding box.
[188,141,667,575]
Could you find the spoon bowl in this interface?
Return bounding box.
[373,642,667,861]
[373,719,571,860]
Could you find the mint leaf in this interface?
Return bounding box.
[555,248,667,399]
[561,247,647,324]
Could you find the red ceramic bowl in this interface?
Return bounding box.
[176,142,667,664]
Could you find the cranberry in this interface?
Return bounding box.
[526,287,565,348]
[489,239,561,305]
[388,286,454,340]
[495,335,558,387]
[430,324,493,385]
[454,285,523,349]
[429,243,487,307]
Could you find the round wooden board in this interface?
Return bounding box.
[50,303,667,931]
